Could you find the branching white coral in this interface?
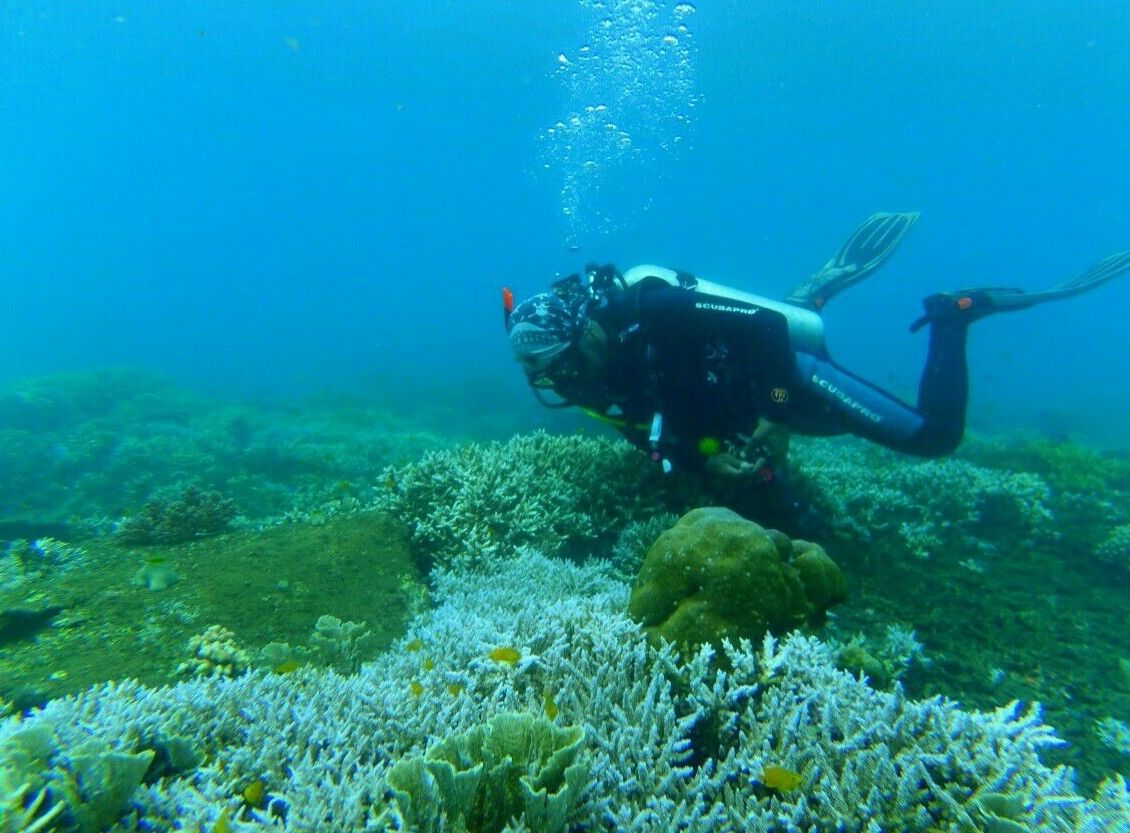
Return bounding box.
[374,431,671,569]
[2,550,1125,832]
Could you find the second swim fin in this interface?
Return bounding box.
[910,250,1130,332]
[786,211,920,310]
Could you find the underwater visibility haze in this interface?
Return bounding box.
[1,2,1129,831]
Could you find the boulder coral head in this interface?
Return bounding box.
[628,507,846,650]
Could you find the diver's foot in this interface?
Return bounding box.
[910,288,1026,332]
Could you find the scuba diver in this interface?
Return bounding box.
[504,212,1130,484]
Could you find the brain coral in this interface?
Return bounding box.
[628,507,846,650]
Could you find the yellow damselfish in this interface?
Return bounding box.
[243,779,266,807]
[760,765,802,791]
[489,646,521,664]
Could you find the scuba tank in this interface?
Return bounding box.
[620,264,827,354]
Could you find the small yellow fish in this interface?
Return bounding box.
[447,683,466,696]
[423,657,435,671]
[489,646,521,664]
[409,680,424,697]
[272,659,301,675]
[406,638,424,652]
[243,779,266,807]
[760,764,802,791]
[543,691,559,721]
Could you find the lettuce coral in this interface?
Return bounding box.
[386,711,588,833]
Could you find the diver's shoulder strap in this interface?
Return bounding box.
[620,264,825,354]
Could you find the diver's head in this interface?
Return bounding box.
[507,291,579,376]
[506,276,616,408]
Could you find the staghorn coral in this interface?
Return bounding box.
[0,550,1125,832]
[1096,717,1130,756]
[374,431,676,570]
[607,511,678,579]
[795,438,1058,559]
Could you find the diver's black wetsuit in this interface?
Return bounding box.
[790,321,968,457]
[556,278,968,470]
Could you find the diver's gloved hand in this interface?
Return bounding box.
[704,451,760,480]
[705,419,790,482]
[750,417,790,472]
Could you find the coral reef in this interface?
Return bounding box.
[175,625,250,678]
[2,551,1122,831]
[1096,717,1130,756]
[607,511,678,579]
[0,723,154,833]
[309,614,375,674]
[796,439,1058,559]
[836,624,928,689]
[386,711,589,833]
[628,508,846,650]
[116,484,238,545]
[0,370,452,526]
[1096,524,1130,568]
[375,431,677,569]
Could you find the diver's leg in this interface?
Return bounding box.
[910,320,969,455]
[793,338,967,457]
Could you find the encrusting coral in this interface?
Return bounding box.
[1,550,1125,832]
[629,507,846,650]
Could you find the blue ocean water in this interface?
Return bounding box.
[2,1,1128,444]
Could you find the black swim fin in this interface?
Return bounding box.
[786,211,920,310]
[910,250,1130,332]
